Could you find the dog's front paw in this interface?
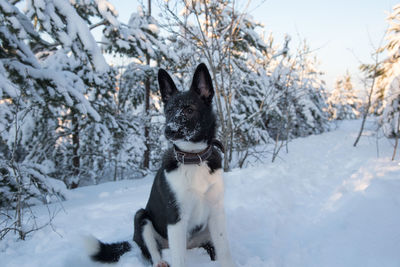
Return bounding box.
[154,260,169,267]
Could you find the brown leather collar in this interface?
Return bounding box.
[173,139,224,165]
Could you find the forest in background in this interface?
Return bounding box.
[1,0,400,240]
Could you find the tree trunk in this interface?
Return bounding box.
[71,112,80,189]
[392,115,400,161]
[10,97,25,240]
[392,134,399,161]
[353,53,380,147]
[353,111,369,147]
[143,71,150,169]
[142,0,152,169]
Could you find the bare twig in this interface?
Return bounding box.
[353,30,387,147]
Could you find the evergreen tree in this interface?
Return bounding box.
[1,0,76,208]
[327,71,361,120]
[102,4,172,170]
[0,0,127,205]
[377,4,400,138]
[265,41,329,140]
[0,0,116,238]
[25,0,122,187]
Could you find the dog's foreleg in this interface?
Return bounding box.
[209,205,236,267]
[167,220,187,267]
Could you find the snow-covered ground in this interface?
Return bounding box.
[1,120,400,267]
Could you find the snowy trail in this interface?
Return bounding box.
[2,120,400,267]
[226,121,400,267]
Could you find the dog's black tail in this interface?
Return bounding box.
[84,235,131,263]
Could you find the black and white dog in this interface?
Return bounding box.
[86,63,235,267]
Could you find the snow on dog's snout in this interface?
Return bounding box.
[165,107,200,141]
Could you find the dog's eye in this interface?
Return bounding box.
[185,107,194,115]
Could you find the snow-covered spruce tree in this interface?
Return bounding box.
[25,0,127,187]
[0,0,69,209]
[102,4,173,171]
[266,41,329,141]
[0,0,111,239]
[291,44,329,137]
[327,71,361,120]
[224,12,280,165]
[376,4,400,139]
[115,63,159,175]
[70,0,153,180]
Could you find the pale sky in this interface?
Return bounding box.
[109,0,398,91]
[251,0,399,91]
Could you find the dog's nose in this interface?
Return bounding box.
[165,125,183,137]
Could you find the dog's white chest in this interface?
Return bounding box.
[165,163,223,230]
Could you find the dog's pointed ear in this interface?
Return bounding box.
[190,63,214,105]
[158,69,178,104]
